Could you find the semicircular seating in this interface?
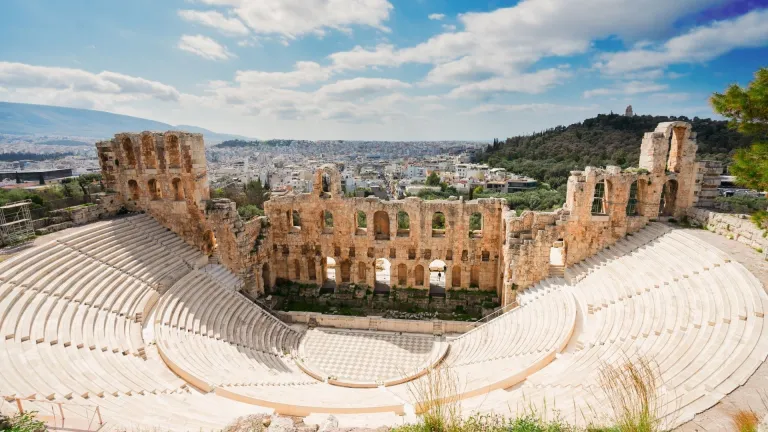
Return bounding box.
[458,223,768,430]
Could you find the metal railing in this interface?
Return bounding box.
[9,397,103,430]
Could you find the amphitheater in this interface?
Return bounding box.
[0,121,766,431]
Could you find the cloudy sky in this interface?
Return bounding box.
[0,0,766,140]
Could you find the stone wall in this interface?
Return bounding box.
[93,121,705,309]
[687,208,768,255]
[277,311,478,334]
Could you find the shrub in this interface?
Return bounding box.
[730,409,759,432]
[715,196,768,215]
[598,356,662,432]
[0,411,46,432]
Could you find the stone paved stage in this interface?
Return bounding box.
[298,328,446,386]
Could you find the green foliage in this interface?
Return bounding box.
[432,212,446,229]
[426,172,441,186]
[324,210,334,228]
[751,210,767,230]
[715,195,768,214]
[479,113,751,189]
[415,186,460,201]
[237,204,264,220]
[244,179,270,209]
[0,411,47,432]
[711,68,768,192]
[478,186,565,212]
[398,211,410,229]
[357,211,367,228]
[469,213,482,231]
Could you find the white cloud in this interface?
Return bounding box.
[448,68,572,99]
[428,13,445,21]
[442,24,456,31]
[178,10,249,36]
[583,81,668,98]
[0,62,180,102]
[596,8,768,74]
[178,34,234,61]
[235,61,332,88]
[464,103,597,115]
[316,77,411,100]
[195,0,393,40]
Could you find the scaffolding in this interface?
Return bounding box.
[0,200,35,246]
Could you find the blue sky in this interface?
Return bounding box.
[0,0,766,140]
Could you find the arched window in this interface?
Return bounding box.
[397,211,410,237]
[667,126,687,173]
[469,212,483,238]
[414,265,424,286]
[166,134,181,168]
[322,173,331,193]
[307,258,316,281]
[340,261,351,283]
[141,134,157,169]
[122,137,136,167]
[127,179,140,200]
[626,181,639,216]
[660,180,678,216]
[358,262,367,281]
[148,179,161,200]
[591,181,606,215]
[172,178,184,201]
[322,210,334,232]
[451,265,462,288]
[373,211,390,240]
[470,265,480,288]
[356,211,367,235]
[432,212,446,237]
[291,210,301,228]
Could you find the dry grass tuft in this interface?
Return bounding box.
[407,364,462,432]
[730,409,759,432]
[597,356,662,432]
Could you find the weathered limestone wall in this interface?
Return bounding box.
[96,131,214,254]
[277,311,478,334]
[687,208,768,254]
[264,165,505,293]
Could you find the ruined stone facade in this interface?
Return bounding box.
[95,121,704,308]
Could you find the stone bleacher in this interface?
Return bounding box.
[0,218,766,430]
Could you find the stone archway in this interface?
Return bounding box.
[429,260,447,297]
[322,257,337,293]
[373,211,390,240]
[374,258,391,294]
[660,179,678,217]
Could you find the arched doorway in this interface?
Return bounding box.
[262,263,271,293]
[373,211,390,240]
[429,259,447,297]
[660,179,678,217]
[374,258,391,294]
[321,257,337,293]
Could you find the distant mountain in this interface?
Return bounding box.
[478,113,751,189]
[0,102,250,144]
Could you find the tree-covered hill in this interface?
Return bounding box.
[478,114,750,189]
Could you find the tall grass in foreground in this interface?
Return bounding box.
[731,409,759,432]
[597,356,662,432]
[407,364,462,432]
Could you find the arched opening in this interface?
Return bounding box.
[397,263,407,286]
[307,258,316,281]
[291,210,301,229]
[373,211,390,240]
[374,258,391,294]
[322,257,337,293]
[356,211,367,235]
[262,263,271,292]
[626,181,639,216]
[340,261,351,284]
[127,179,140,200]
[414,264,425,287]
[293,259,301,280]
[322,210,333,233]
[452,265,462,288]
[397,211,410,237]
[122,137,136,167]
[166,135,181,168]
[358,262,367,282]
[591,180,607,215]
[469,212,483,238]
[470,265,480,288]
[141,134,157,169]
[432,212,446,237]
[550,238,565,268]
[429,259,447,297]
[321,172,331,196]
[171,178,184,201]
[148,179,161,200]
[660,179,678,217]
[666,126,687,173]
